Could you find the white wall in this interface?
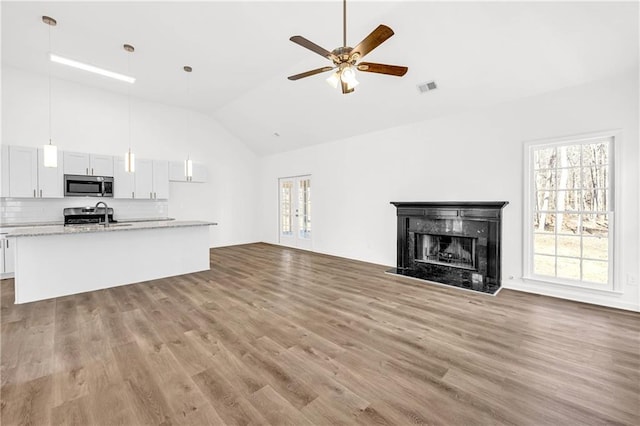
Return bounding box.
[259,71,640,312]
[1,65,259,247]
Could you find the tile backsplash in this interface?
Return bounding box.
[0,198,169,225]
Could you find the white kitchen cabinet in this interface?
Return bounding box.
[91,154,114,176]
[63,151,90,175]
[64,152,113,176]
[1,238,15,278]
[153,160,169,199]
[191,163,208,183]
[168,160,207,183]
[8,146,38,198]
[134,158,154,199]
[37,147,64,198]
[1,145,9,197]
[113,157,135,199]
[6,146,64,198]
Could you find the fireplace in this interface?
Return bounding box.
[415,234,476,270]
[388,201,508,294]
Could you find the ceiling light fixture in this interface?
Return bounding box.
[42,15,58,168]
[123,44,135,173]
[288,0,407,94]
[183,66,193,180]
[50,53,136,84]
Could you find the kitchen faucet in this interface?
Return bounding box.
[95,201,110,227]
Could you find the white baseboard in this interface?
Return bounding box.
[504,279,639,312]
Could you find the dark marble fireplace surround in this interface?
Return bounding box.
[389,201,508,294]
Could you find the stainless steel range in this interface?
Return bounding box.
[63,206,117,226]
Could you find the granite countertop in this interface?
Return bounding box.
[1,220,217,238]
[0,217,176,228]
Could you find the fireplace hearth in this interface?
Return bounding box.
[388,201,508,294]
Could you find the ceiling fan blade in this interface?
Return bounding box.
[350,25,394,60]
[288,66,334,81]
[357,62,408,77]
[290,36,338,62]
[341,81,355,94]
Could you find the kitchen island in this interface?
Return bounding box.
[4,220,215,304]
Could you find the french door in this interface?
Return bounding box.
[279,175,312,250]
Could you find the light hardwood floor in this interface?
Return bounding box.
[1,243,639,425]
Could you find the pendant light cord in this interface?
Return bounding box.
[48,22,52,145]
[127,50,132,153]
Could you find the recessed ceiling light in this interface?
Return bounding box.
[50,53,136,84]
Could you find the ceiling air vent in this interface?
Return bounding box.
[417,81,437,94]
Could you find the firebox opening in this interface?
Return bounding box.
[415,233,477,270]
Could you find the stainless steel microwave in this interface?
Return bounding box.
[64,174,114,197]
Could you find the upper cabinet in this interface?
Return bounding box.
[134,159,154,199]
[8,146,38,198]
[3,146,64,198]
[168,160,208,183]
[64,152,113,176]
[113,157,135,199]
[153,160,169,199]
[132,159,169,200]
[37,148,64,198]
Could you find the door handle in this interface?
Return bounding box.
[132,191,135,198]
[150,192,153,199]
[40,189,43,198]
[86,167,89,175]
[91,168,94,175]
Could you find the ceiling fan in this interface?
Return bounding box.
[287,0,408,94]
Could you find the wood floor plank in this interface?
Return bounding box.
[111,341,173,425]
[1,242,639,425]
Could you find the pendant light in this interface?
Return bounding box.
[183,66,193,181]
[42,16,58,168]
[124,44,135,172]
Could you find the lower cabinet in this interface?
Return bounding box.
[1,238,15,278]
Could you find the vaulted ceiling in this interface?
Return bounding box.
[2,1,638,156]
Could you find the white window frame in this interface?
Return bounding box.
[523,130,622,292]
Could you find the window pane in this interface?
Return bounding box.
[534,255,555,276]
[583,189,608,212]
[556,191,580,212]
[534,213,555,233]
[534,234,555,255]
[534,147,556,170]
[535,170,556,191]
[536,191,556,211]
[583,237,608,261]
[582,166,608,190]
[582,142,609,167]
[583,260,608,284]
[582,213,608,237]
[557,257,581,280]
[557,213,579,234]
[557,235,580,257]
[557,168,580,190]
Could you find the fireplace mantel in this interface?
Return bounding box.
[389,201,508,294]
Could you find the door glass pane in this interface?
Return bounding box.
[298,178,311,239]
[280,181,292,236]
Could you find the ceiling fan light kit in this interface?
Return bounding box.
[288,0,408,94]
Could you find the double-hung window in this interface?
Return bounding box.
[524,132,617,290]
